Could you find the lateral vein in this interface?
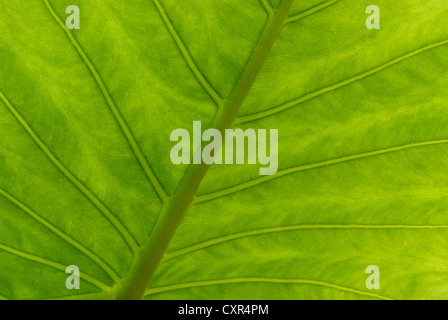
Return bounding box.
[0,242,109,291]
[52,292,115,300]
[260,0,274,16]
[144,278,392,300]
[0,91,139,255]
[41,0,168,203]
[152,0,224,107]
[194,139,448,204]
[284,0,339,25]
[0,187,120,283]
[164,224,448,261]
[235,39,448,125]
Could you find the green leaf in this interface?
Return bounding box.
[1,0,448,300]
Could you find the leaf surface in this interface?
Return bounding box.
[1,0,448,300]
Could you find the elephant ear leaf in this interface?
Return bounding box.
[1,0,448,300]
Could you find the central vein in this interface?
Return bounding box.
[116,0,293,300]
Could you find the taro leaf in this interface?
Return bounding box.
[1,0,448,300]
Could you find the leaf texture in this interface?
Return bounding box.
[1,0,448,300]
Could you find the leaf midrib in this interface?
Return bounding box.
[115,0,293,300]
